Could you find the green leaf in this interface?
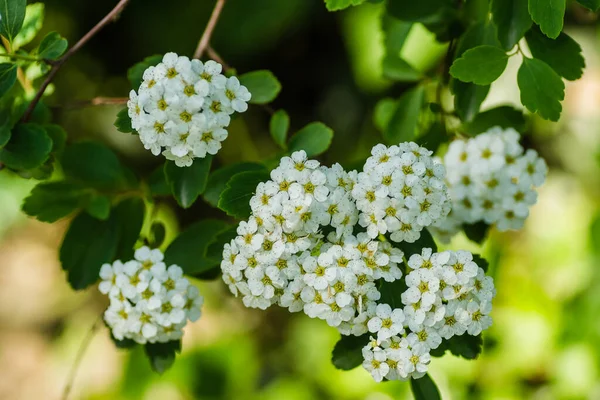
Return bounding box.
[204,162,266,207]
[148,164,170,196]
[0,63,17,98]
[387,0,452,22]
[238,70,281,104]
[22,181,89,223]
[149,222,166,248]
[382,15,412,54]
[378,278,409,309]
[373,98,397,132]
[61,142,133,190]
[218,170,271,219]
[463,221,490,244]
[38,31,68,60]
[450,46,508,85]
[269,109,289,149]
[0,123,52,170]
[114,107,135,134]
[164,219,231,275]
[384,85,424,144]
[324,0,365,11]
[60,212,119,290]
[517,57,565,121]
[491,0,532,50]
[128,54,163,89]
[164,156,212,209]
[577,0,600,11]
[462,106,526,135]
[12,2,43,49]
[44,124,67,153]
[382,55,422,81]
[528,0,565,39]
[410,373,441,400]
[331,334,369,370]
[471,254,489,272]
[416,121,445,154]
[0,0,26,41]
[526,27,585,81]
[394,228,437,258]
[0,109,11,147]
[448,334,483,359]
[205,226,238,261]
[288,122,334,157]
[144,340,181,374]
[85,195,111,220]
[112,198,145,261]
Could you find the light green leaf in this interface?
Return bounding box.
[204,162,266,207]
[411,373,441,400]
[528,0,565,39]
[387,0,452,21]
[373,98,397,132]
[149,222,166,248]
[517,57,565,121]
[526,27,585,81]
[0,0,26,42]
[450,45,509,85]
[218,170,271,219]
[577,0,600,11]
[324,0,365,11]
[22,181,90,223]
[238,70,281,104]
[491,0,532,50]
[114,107,135,134]
[38,31,68,60]
[164,156,212,209]
[331,334,369,370]
[269,109,289,149]
[85,194,111,220]
[384,85,424,144]
[288,122,334,157]
[0,123,52,170]
[382,15,412,55]
[462,106,526,136]
[382,55,422,81]
[0,63,17,98]
[13,3,44,49]
[128,54,163,89]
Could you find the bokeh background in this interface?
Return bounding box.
[1,0,600,399]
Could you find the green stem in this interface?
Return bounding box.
[0,52,41,62]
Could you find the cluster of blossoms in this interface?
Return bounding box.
[100,247,203,344]
[354,143,451,243]
[127,53,251,167]
[361,248,495,382]
[220,146,496,382]
[431,127,547,241]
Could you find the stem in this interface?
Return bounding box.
[193,0,227,59]
[0,53,41,62]
[58,96,129,110]
[61,315,102,400]
[21,0,132,122]
[207,46,230,70]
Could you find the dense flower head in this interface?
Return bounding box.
[128,52,251,167]
[100,246,203,344]
[431,127,548,241]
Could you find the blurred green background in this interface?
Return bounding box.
[1,0,600,399]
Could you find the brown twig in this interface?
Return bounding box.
[21,0,132,122]
[58,96,129,110]
[207,46,231,70]
[193,0,227,59]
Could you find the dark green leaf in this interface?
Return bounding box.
[164,156,213,209]
[387,0,452,22]
[218,170,270,219]
[528,0,565,39]
[269,109,289,149]
[238,70,281,104]
[324,0,365,11]
[373,98,397,132]
[13,2,44,49]
[164,219,231,274]
[448,334,483,359]
[204,162,266,207]
[60,212,119,290]
[410,373,441,400]
[112,198,145,261]
[22,181,89,222]
[463,221,490,244]
[471,254,489,272]
[416,121,445,154]
[577,0,600,11]
[462,106,526,135]
[144,340,181,374]
[149,222,166,248]
[44,124,67,153]
[38,31,68,60]
[0,0,26,41]
[61,142,133,190]
[492,0,532,50]
[517,57,564,121]
[450,45,508,85]
[378,278,409,309]
[115,107,135,134]
[395,228,437,257]
[110,334,137,349]
[382,15,412,54]
[148,164,170,196]
[331,334,369,370]
[526,27,585,81]
[0,63,17,98]
[384,85,424,144]
[205,225,239,261]
[85,195,111,220]
[382,55,422,81]
[0,123,52,170]
[0,110,11,147]
[128,54,163,89]
[288,122,334,157]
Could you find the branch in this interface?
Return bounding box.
[207,46,231,71]
[57,96,129,110]
[21,0,132,122]
[193,0,227,59]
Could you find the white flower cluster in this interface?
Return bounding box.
[431,127,547,241]
[220,147,496,382]
[100,246,203,344]
[361,248,495,382]
[127,52,251,167]
[353,143,451,243]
